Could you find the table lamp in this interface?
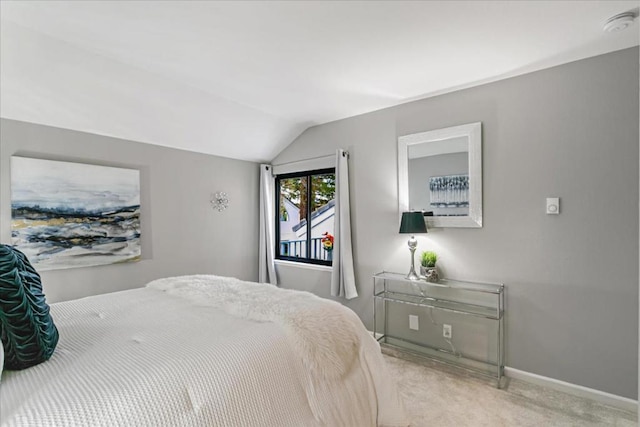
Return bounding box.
[399,211,427,280]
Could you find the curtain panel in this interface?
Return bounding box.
[259,164,277,285]
[331,149,357,299]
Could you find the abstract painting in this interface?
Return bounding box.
[429,174,469,208]
[11,157,141,270]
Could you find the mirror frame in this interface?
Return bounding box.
[398,122,482,228]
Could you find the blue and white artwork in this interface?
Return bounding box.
[11,157,141,270]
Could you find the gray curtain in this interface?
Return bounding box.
[259,164,277,284]
[331,149,357,299]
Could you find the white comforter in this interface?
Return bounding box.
[0,275,407,427]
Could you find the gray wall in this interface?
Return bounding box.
[0,119,260,303]
[272,48,639,399]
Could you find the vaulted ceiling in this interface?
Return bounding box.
[1,1,638,162]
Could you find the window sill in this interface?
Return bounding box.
[274,259,332,272]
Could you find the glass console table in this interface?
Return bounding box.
[373,271,505,387]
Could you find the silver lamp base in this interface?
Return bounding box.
[405,235,420,281]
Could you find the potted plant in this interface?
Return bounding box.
[420,251,439,282]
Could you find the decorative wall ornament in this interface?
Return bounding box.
[211,192,229,212]
[11,157,141,270]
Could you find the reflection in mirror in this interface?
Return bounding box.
[408,136,469,216]
[398,122,482,228]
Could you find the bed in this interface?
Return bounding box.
[0,275,408,426]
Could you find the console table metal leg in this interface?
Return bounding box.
[497,291,505,388]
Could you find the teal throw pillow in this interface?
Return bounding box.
[0,244,59,370]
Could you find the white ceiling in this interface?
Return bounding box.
[1,1,638,162]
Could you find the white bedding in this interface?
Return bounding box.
[0,275,407,426]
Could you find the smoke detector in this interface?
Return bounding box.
[603,12,637,33]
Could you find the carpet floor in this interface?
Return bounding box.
[383,352,637,427]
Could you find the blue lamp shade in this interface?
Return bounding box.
[399,212,427,234]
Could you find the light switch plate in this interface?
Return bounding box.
[409,315,419,330]
[546,197,560,214]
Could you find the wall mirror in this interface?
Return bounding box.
[398,122,482,228]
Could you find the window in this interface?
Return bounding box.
[276,168,336,266]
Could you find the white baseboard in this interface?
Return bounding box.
[505,367,638,413]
